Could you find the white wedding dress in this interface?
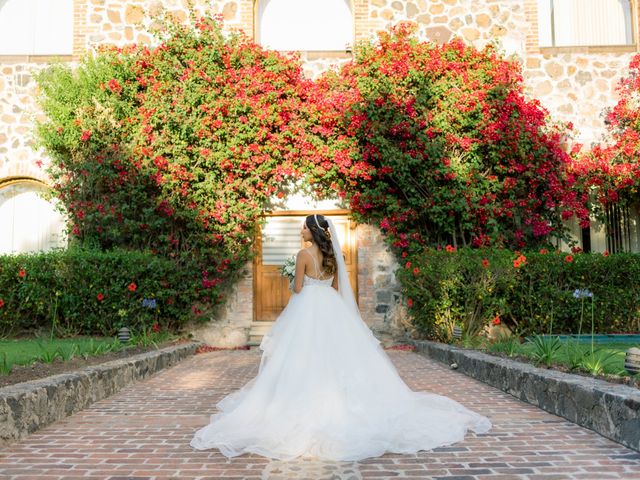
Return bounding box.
[190,248,491,460]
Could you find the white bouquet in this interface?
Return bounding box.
[280,255,296,290]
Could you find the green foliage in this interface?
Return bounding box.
[0,247,202,337]
[487,336,521,357]
[33,10,313,316]
[579,348,622,376]
[399,248,640,338]
[526,334,562,367]
[307,23,588,251]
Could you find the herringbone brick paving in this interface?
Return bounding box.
[1,348,639,479]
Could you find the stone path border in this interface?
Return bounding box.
[409,339,640,452]
[0,341,199,447]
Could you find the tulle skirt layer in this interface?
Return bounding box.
[190,284,491,461]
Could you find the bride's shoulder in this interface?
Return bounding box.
[296,248,311,261]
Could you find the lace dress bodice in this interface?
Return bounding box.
[303,251,334,287]
[303,274,334,287]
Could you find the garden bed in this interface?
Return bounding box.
[0,341,200,446]
[0,340,185,389]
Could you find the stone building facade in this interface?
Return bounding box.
[1,0,638,344]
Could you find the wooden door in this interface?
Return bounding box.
[254,212,357,322]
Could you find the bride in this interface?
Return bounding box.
[190,214,491,461]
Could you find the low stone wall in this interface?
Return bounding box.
[0,342,199,446]
[409,340,640,452]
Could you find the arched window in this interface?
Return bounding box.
[537,0,634,47]
[0,180,67,254]
[257,0,353,51]
[0,0,73,55]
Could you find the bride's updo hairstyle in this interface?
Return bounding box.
[305,214,337,276]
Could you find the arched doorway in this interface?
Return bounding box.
[0,178,67,254]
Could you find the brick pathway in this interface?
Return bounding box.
[1,349,639,480]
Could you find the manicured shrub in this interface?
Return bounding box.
[397,248,640,340]
[0,248,203,337]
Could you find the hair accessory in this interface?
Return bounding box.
[313,214,322,230]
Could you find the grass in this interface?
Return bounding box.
[0,330,175,376]
[484,336,636,377]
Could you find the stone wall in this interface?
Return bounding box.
[0,62,48,182]
[188,262,254,348]
[356,223,406,339]
[412,339,640,453]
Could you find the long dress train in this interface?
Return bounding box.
[190,274,491,461]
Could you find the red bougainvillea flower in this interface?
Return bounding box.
[127,282,137,292]
[107,78,122,94]
[0,299,4,308]
[18,269,26,278]
[492,315,501,325]
[481,258,489,268]
[80,130,92,141]
[96,293,105,301]
[565,254,574,263]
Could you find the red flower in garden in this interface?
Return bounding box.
[539,248,548,254]
[492,315,501,325]
[107,78,122,94]
[0,299,4,308]
[407,298,413,308]
[413,267,420,276]
[513,254,527,268]
[445,245,456,253]
[18,269,26,278]
[96,293,105,301]
[603,250,610,257]
[152,323,161,333]
[481,258,489,268]
[565,254,574,263]
[127,282,137,292]
[405,261,411,269]
[80,130,92,141]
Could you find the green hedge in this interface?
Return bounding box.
[0,248,205,337]
[397,249,640,340]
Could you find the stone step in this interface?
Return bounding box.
[248,321,274,346]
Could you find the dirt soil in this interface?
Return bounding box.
[0,340,187,389]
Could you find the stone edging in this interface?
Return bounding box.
[0,341,200,447]
[409,339,640,452]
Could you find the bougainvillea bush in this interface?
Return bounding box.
[305,23,589,252]
[34,12,313,328]
[398,248,640,340]
[571,53,640,210]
